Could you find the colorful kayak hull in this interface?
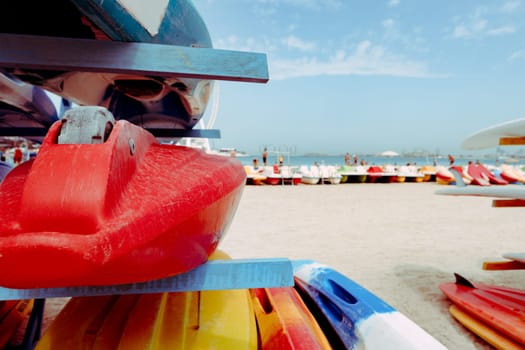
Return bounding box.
[0,299,33,348]
[476,164,508,185]
[36,290,257,350]
[500,164,525,184]
[448,305,525,350]
[0,0,213,136]
[293,260,447,349]
[420,166,436,182]
[0,115,246,288]
[251,287,331,349]
[440,274,525,346]
[264,176,282,186]
[36,251,257,349]
[435,166,455,185]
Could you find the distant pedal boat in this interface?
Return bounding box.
[435,166,455,185]
[338,165,367,183]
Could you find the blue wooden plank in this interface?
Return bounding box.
[0,258,293,300]
[0,34,269,83]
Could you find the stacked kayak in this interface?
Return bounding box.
[0,108,246,288]
[293,261,447,350]
[440,274,525,349]
[28,259,446,349]
[251,287,332,349]
[0,0,267,289]
[0,2,446,349]
[0,299,33,348]
[36,291,257,349]
[35,250,257,349]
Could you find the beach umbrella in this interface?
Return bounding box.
[380,150,399,157]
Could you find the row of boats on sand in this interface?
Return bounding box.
[435,163,525,186]
[244,164,437,185]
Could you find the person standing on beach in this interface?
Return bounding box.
[344,152,350,165]
[448,154,455,165]
[262,147,268,166]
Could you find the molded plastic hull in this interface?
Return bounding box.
[293,261,447,349]
[0,120,245,288]
[251,287,331,349]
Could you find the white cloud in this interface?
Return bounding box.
[487,25,516,36]
[214,32,442,80]
[215,35,278,53]
[451,15,517,39]
[501,0,521,13]
[282,35,316,51]
[472,18,488,32]
[382,18,395,29]
[509,49,525,61]
[256,0,342,10]
[452,24,471,38]
[388,0,400,7]
[269,40,442,80]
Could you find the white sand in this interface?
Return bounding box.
[220,182,525,349]
[22,182,524,348]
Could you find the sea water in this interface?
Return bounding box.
[238,155,506,168]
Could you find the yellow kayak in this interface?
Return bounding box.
[36,251,257,349]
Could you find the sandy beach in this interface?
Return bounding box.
[17,181,524,349]
[220,182,525,350]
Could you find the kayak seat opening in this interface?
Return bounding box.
[327,279,358,305]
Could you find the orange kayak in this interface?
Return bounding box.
[251,287,332,349]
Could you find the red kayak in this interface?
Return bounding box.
[440,274,525,346]
[467,163,508,185]
[477,164,508,185]
[0,108,245,288]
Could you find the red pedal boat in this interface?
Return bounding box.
[0,107,246,288]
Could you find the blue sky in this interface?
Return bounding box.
[192,0,525,156]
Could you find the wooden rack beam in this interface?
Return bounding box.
[0,258,293,301]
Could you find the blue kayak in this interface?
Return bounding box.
[293,260,447,349]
